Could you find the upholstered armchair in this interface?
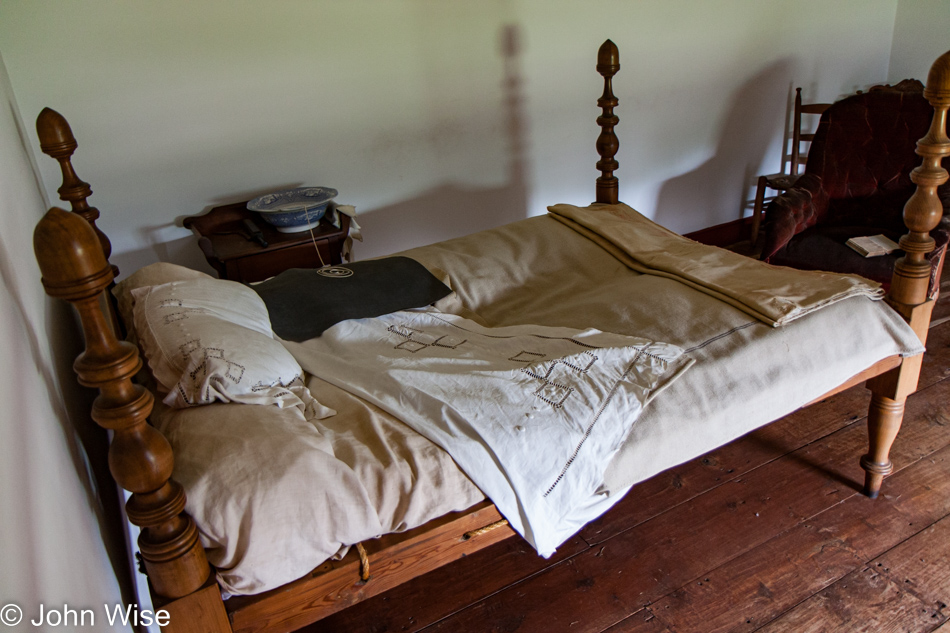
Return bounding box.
[760,80,949,295]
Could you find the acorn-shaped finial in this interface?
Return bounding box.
[33,207,112,301]
[36,107,78,158]
[597,39,620,76]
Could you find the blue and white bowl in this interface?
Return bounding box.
[247,187,338,233]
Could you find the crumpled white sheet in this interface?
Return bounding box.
[283,308,692,556]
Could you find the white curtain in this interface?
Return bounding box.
[0,51,129,632]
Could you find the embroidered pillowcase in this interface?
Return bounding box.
[131,277,334,420]
[113,262,214,343]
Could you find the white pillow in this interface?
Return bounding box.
[131,278,334,420]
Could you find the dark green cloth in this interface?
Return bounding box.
[249,257,452,342]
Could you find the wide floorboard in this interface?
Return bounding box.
[306,276,950,633]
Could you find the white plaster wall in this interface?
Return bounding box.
[0,1,900,272]
[0,52,129,631]
[889,0,950,83]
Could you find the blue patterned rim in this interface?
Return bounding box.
[248,187,338,233]
[247,186,338,212]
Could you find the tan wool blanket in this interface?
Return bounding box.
[548,203,884,326]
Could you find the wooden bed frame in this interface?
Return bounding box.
[31,41,949,633]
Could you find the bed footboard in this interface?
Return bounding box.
[862,51,950,497]
[32,209,225,627]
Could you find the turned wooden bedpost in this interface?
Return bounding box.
[596,40,620,204]
[862,51,950,497]
[33,208,211,598]
[36,108,117,277]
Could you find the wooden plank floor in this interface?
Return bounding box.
[306,276,950,633]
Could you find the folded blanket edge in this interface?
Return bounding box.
[548,203,884,327]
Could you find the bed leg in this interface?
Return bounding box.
[860,392,906,498]
[862,352,924,498]
[159,578,232,633]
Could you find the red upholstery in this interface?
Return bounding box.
[761,80,949,295]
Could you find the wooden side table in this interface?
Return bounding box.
[183,201,350,283]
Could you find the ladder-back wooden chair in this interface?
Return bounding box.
[750,87,831,243]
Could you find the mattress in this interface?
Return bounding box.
[146,210,922,595]
[402,213,922,492]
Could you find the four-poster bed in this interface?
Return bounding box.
[31,41,949,633]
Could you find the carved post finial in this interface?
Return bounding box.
[596,40,620,204]
[887,50,950,312]
[925,50,950,103]
[33,208,209,598]
[36,108,116,274]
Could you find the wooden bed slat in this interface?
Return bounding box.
[225,502,514,633]
[804,354,903,407]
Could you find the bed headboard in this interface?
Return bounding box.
[595,39,621,205]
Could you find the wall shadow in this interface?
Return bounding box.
[181,183,306,227]
[654,59,794,233]
[133,23,531,268]
[111,234,218,280]
[0,238,133,605]
[354,23,530,259]
[46,300,137,597]
[63,22,530,602]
